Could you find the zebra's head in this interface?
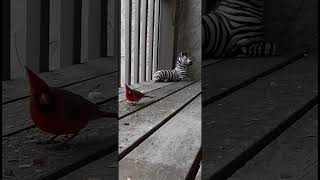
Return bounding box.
[177,51,192,66]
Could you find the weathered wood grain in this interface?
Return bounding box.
[59,152,118,180]
[119,81,200,157]
[2,116,117,180]
[202,53,318,179]
[202,53,304,104]
[119,96,201,180]
[229,106,318,180]
[3,73,118,136]
[195,164,202,180]
[2,57,117,104]
[119,81,195,118]
[202,58,224,68]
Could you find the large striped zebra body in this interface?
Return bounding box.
[202,0,276,58]
[153,52,192,82]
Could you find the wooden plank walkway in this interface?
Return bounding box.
[55,80,201,180]
[229,106,318,180]
[3,51,317,180]
[202,52,318,180]
[2,59,118,180]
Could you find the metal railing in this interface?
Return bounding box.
[120,0,160,86]
[2,0,119,80]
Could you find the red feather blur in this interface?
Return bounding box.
[125,84,152,103]
[25,66,117,144]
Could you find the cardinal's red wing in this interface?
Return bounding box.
[52,87,102,122]
[131,88,144,97]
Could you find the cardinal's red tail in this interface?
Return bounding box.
[143,95,153,98]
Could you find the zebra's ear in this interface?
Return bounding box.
[180,51,188,56]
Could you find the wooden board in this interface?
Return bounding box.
[119,81,201,158]
[58,152,118,180]
[229,106,318,180]
[202,58,224,68]
[2,116,117,180]
[202,53,318,179]
[195,164,202,180]
[2,57,117,104]
[119,96,201,179]
[119,81,195,118]
[2,72,118,136]
[202,53,305,104]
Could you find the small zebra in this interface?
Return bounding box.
[202,0,277,58]
[153,52,192,82]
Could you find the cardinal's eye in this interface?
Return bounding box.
[39,93,51,105]
[36,92,52,112]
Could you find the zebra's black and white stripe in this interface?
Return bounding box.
[202,0,277,58]
[153,52,192,82]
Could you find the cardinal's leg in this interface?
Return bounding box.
[62,132,79,144]
[53,132,79,150]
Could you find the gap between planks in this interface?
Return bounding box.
[2,73,118,137]
[229,106,318,180]
[2,57,117,105]
[119,82,201,159]
[119,81,197,119]
[203,52,306,106]
[119,95,201,180]
[202,52,317,179]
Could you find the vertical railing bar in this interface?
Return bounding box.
[26,0,43,72]
[107,0,115,57]
[59,0,76,67]
[124,0,132,84]
[132,0,140,84]
[152,0,160,75]
[2,0,10,80]
[81,0,102,63]
[100,0,108,57]
[139,0,148,82]
[158,0,176,70]
[39,0,50,72]
[73,0,82,64]
[114,0,121,85]
[146,0,155,81]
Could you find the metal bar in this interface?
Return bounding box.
[101,0,108,57]
[146,0,155,81]
[139,0,148,82]
[2,0,10,80]
[152,0,160,76]
[132,0,140,83]
[73,0,82,64]
[124,0,132,84]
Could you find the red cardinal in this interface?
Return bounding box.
[125,84,152,103]
[25,66,117,144]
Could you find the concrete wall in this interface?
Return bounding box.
[175,0,201,81]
